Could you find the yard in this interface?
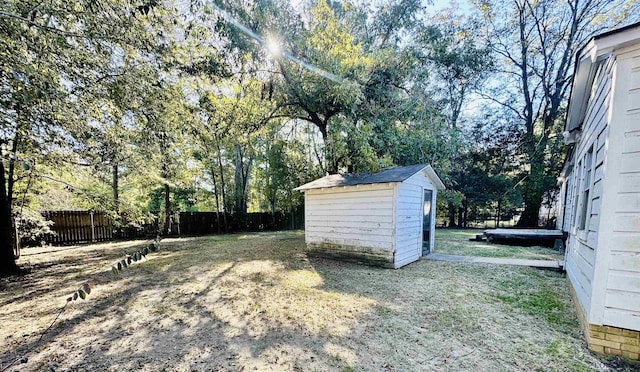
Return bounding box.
[0,231,610,371]
[434,228,565,261]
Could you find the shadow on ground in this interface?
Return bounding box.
[0,232,604,371]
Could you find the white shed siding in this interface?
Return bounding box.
[304,184,396,251]
[566,56,614,316]
[394,172,435,268]
[597,47,640,331]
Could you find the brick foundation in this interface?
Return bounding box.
[588,325,640,360]
[568,278,640,360]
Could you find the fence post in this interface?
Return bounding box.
[90,211,96,242]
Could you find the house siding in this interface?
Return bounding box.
[394,172,436,268]
[599,47,640,331]
[565,56,614,317]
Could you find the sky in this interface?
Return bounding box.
[288,0,473,15]
[428,0,472,13]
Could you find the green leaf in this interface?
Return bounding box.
[78,289,87,300]
[121,259,128,268]
[111,266,119,275]
[22,162,30,171]
[73,292,78,301]
[143,247,149,255]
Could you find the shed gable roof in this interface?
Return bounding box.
[294,164,445,191]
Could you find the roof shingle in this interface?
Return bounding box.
[294,164,430,191]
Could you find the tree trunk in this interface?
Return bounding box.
[214,134,228,231]
[513,2,539,228]
[7,133,18,211]
[210,166,221,234]
[457,206,463,228]
[242,155,253,213]
[233,144,254,216]
[264,147,276,218]
[112,164,119,215]
[234,144,243,215]
[463,201,468,228]
[233,144,250,216]
[112,163,121,238]
[0,160,19,276]
[346,125,355,173]
[164,183,171,236]
[317,122,339,174]
[517,140,545,227]
[518,180,543,227]
[448,203,456,227]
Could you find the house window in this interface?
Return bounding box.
[579,146,594,231]
[572,160,582,227]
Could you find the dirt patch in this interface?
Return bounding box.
[1,231,609,371]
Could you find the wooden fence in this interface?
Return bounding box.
[179,209,304,235]
[41,208,304,245]
[42,211,114,245]
[42,211,158,245]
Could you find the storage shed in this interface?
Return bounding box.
[294,164,445,269]
[557,22,640,360]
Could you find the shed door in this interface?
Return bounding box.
[422,190,433,255]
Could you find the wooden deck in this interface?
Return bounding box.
[484,228,564,242]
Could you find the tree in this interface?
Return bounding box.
[414,14,492,129]
[475,0,639,226]
[135,80,195,236]
[0,0,176,275]
[213,0,455,177]
[408,13,493,225]
[196,73,275,221]
[73,65,144,220]
[253,122,322,215]
[269,0,371,173]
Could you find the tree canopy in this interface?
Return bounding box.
[1,0,639,275]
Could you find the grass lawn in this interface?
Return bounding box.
[0,231,609,371]
[435,228,565,261]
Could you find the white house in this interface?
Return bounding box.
[557,22,640,359]
[295,164,445,269]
